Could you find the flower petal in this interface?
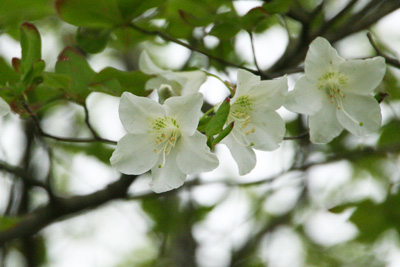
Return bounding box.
[339,57,386,95]
[249,75,288,111]
[119,92,165,134]
[336,93,381,136]
[0,98,10,117]
[150,148,186,193]
[305,37,344,81]
[284,76,327,115]
[233,69,260,100]
[110,133,160,174]
[164,93,203,136]
[139,51,167,75]
[309,103,343,144]
[176,131,219,174]
[246,110,285,151]
[223,134,256,175]
[173,70,207,95]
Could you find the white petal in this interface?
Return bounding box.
[249,75,288,111]
[173,70,207,95]
[246,110,285,151]
[233,69,260,100]
[339,57,386,95]
[150,148,186,193]
[139,51,167,75]
[336,93,381,136]
[110,133,160,174]
[309,103,343,144]
[164,93,203,136]
[0,98,10,116]
[223,134,256,175]
[284,76,327,115]
[119,92,165,134]
[176,131,219,174]
[305,37,344,81]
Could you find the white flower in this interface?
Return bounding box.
[0,98,9,116]
[139,51,206,102]
[222,69,287,175]
[285,37,386,144]
[110,92,219,193]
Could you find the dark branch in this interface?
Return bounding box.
[128,23,260,76]
[0,174,137,246]
[367,32,400,69]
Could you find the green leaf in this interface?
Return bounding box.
[20,22,42,76]
[117,0,164,21]
[241,7,270,31]
[262,0,292,14]
[55,47,96,102]
[378,120,400,148]
[22,59,45,87]
[0,0,53,34]
[56,0,124,28]
[0,57,19,86]
[205,98,230,136]
[76,27,111,54]
[209,22,241,40]
[0,216,21,231]
[42,72,72,89]
[90,67,151,96]
[212,121,234,146]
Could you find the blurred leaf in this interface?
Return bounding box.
[0,57,19,86]
[55,47,96,102]
[42,72,72,90]
[118,0,163,21]
[90,67,151,96]
[382,69,400,100]
[0,216,21,231]
[209,21,241,40]
[332,192,400,242]
[205,98,230,136]
[77,27,111,54]
[56,0,123,28]
[20,22,42,77]
[262,0,292,14]
[0,0,53,34]
[378,120,400,148]
[241,7,270,31]
[58,142,114,164]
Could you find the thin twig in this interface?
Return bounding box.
[248,31,263,74]
[22,101,117,145]
[367,32,400,69]
[283,131,310,141]
[128,23,260,76]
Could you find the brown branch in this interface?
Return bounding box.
[367,32,400,69]
[0,174,137,246]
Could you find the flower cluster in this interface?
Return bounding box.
[110,38,386,193]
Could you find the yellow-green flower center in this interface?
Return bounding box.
[151,116,181,167]
[229,95,256,146]
[318,71,363,127]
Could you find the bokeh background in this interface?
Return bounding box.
[2,0,400,266]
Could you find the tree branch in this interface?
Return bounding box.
[367,32,400,69]
[0,174,137,246]
[128,23,260,76]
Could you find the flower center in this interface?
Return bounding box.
[318,71,364,127]
[151,116,181,167]
[229,95,256,146]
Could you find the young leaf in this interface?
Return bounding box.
[205,98,230,136]
[20,22,42,76]
[90,67,150,96]
[0,57,19,86]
